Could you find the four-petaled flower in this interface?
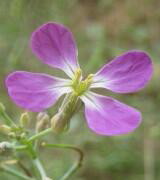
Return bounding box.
[6,22,153,136]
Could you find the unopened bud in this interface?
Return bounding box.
[20,112,30,127]
[20,132,26,139]
[0,125,12,135]
[36,112,49,132]
[8,132,16,138]
[51,94,80,133]
[0,141,12,155]
[0,102,5,112]
[51,112,68,133]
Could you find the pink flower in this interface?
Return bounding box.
[6,23,153,136]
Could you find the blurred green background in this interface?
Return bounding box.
[0,0,160,179]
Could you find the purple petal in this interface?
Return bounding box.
[31,22,79,78]
[6,71,71,112]
[92,50,153,93]
[81,92,141,136]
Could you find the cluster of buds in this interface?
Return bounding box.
[0,103,31,139]
[0,98,79,139]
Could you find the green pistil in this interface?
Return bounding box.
[71,69,93,96]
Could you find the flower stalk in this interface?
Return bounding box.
[42,143,84,180]
[28,128,52,143]
[0,103,17,127]
[0,165,35,180]
[33,158,51,180]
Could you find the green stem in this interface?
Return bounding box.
[42,143,84,180]
[33,158,50,180]
[0,111,17,127]
[26,142,50,180]
[11,128,52,179]
[17,161,33,178]
[15,145,27,150]
[59,162,80,180]
[28,128,52,143]
[0,165,35,180]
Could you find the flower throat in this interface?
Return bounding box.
[71,68,93,96]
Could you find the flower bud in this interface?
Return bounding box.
[0,124,12,135]
[36,112,49,132]
[51,94,80,133]
[51,112,67,133]
[20,132,26,139]
[0,141,13,155]
[20,112,30,127]
[8,132,16,138]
